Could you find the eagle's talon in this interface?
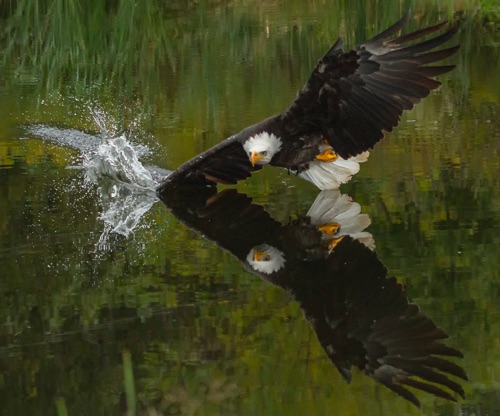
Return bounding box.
[316,148,338,162]
[318,222,340,235]
[327,236,344,251]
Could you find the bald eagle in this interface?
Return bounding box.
[159,186,467,407]
[157,15,459,193]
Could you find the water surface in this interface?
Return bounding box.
[1,1,499,415]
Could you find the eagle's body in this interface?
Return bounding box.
[157,15,458,193]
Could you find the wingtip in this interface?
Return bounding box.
[402,10,412,24]
[324,37,344,58]
[365,13,410,44]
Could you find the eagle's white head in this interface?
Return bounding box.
[242,132,283,167]
[246,243,286,274]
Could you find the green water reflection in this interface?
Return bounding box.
[0,1,499,415]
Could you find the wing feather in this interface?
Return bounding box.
[281,15,459,158]
[160,187,467,407]
[157,15,459,190]
[306,238,467,407]
[157,117,280,192]
[157,138,254,189]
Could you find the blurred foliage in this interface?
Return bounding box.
[0,0,499,415]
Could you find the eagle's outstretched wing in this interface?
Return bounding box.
[298,237,468,407]
[157,116,279,190]
[159,187,467,407]
[157,15,458,191]
[158,185,284,260]
[157,133,261,188]
[280,15,459,158]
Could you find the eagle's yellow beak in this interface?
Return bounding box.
[250,151,264,167]
[253,249,269,262]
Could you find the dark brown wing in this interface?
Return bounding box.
[157,116,280,193]
[281,15,459,158]
[157,136,259,191]
[297,237,467,407]
[159,186,467,407]
[158,186,284,261]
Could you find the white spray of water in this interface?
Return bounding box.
[25,104,170,253]
[79,107,159,244]
[84,107,156,189]
[84,134,156,189]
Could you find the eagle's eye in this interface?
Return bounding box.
[260,151,268,156]
[262,255,271,261]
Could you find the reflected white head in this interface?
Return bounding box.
[242,132,283,167]
[246,244,286,274]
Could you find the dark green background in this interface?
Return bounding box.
[0,1,499,415]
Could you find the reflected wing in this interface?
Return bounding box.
[295,237,467,407]
[281,15,459,158]
[159,186,283,260]
[161,186,467,406]
[160,186,331,277]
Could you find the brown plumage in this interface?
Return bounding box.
[159,186,468,408]
[157,15,459,193]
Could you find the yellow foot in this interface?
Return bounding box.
[316,148,338,162]
[317,222,340,235]
[327,236,344,251]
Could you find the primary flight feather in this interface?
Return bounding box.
[157,15,459,192]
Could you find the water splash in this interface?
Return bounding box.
[80,108,159,244]
[95,180,158,249]
[83,106,155,188]
[25,105,171,248]
[83,134,156,189]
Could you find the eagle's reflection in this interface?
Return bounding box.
[159,185,467,408]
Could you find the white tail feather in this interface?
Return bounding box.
[307,190,374,250]
[299,151,369,190]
